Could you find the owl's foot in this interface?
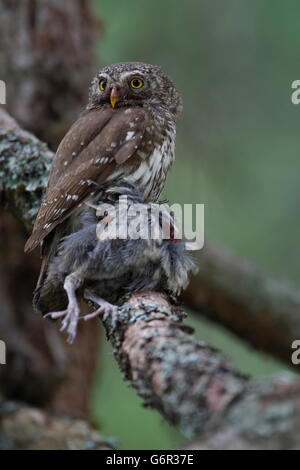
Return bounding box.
[84,289,118,328]
[44,275,81,343]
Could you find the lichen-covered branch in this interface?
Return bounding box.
[104,292,300,449]
[0,107,53,230]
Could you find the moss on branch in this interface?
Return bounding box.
[0,110,52,229]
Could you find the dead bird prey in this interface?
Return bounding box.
[34,183,196,342]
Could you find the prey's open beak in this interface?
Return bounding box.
[110,87,122,108]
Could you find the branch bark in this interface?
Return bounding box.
[103,291,300,449]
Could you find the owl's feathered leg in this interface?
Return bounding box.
[83,289,118,328]
[45,273,82,343]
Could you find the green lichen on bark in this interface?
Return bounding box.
[0,130,53,229]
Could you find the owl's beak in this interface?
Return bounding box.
[110,87,121,108]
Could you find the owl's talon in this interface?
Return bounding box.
[102,306,119,329]
[83,290,118,327]
[83,303,118,324]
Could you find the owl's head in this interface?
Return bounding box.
[88,62,182,117]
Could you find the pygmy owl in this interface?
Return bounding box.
[24,62,182,290]
[34,183,196,342]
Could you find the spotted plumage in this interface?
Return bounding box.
[24,62,182,288]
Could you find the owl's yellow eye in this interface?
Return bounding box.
[99,79,107,91]
[130,77,144,89]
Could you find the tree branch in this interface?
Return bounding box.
[0,107,53,230]
[103,291,300,449]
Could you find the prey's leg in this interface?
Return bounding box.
[45,273,82,343]
[83,289,118,328]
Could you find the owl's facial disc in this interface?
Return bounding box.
[96,71,148,109]
[89,62,182,116]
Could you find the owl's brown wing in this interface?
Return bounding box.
[46,108,114,190]
[24,106,147,253]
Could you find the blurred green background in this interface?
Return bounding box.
[91,0,300,449]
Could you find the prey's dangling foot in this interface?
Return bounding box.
[44,275,81,343]
[83,289,118,328]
